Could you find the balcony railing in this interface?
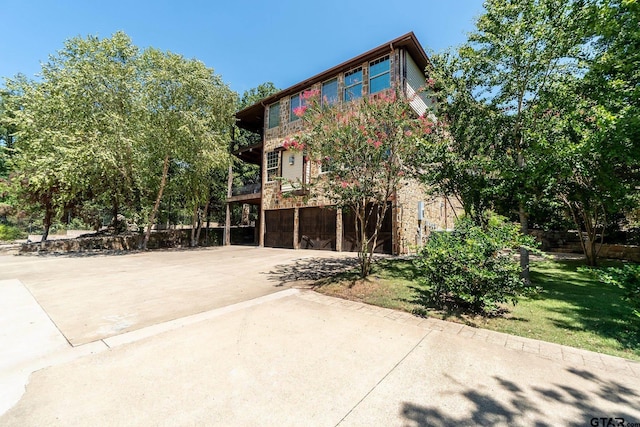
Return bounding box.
[232,182,261,197]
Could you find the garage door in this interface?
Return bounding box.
[264,209,294,249]
[299,207,336,250]
[342,203,392,254]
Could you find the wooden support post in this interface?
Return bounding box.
[224,164,232,246]
[259,208,265,247]
[392,203,400,255]
[293,207,300,249]
[224,203,231,246]
[336,208,343,252]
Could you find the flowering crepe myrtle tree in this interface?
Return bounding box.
[291,87,435,278]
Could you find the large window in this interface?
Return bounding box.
[322,78,338,106]
[290,94,300,122]
[266,151,280,181]
[369,56,390,94]
[289,93,307,122]
[268,102,280,129]
[343,68,363,101]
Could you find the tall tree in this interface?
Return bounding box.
[3,33,237,244]
[0,88,18,178]
[419,52,508,227]
[459,0,591,279]
[239,82,279,110]
[531,0,640,265]
[138,48,235,249]
[3,33,142,239]
[3,74,73,240]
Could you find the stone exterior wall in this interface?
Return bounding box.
[395,180,462,254]
[261,50,402,213]
[258,48,451,254]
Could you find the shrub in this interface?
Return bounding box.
[413,215,537,315]
[0,224,26,241]
[582,264,640,318]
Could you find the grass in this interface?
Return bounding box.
[313,257,640,361]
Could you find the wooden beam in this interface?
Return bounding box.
[336,208,343,252]
[293,207,300,250]
[224,164,233,246]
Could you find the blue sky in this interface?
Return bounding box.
[1,0,485,95]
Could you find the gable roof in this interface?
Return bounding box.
[236,32,431,133]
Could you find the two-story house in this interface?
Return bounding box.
[226,32,460,254]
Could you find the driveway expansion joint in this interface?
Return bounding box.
[335,328,433,426]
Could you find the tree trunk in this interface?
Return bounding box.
[582,207,604,267]
[41,203,53,242]
[205,200,211,245]
[196,199,209,247]
[364,202,386,279]
[355,203,370,278]
[141,154,170,250]
[190,203,198,247]
[519,201,530,284]
[585,236,598,267]
[111,199,120,231]
[565,199,590,266]
[515,97,530,284]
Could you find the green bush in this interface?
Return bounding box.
[582,264,640,318]
[413,215,537,315]
[0,224,26,241]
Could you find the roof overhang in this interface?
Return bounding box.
[233,142,262,165]
[235,32,431,133]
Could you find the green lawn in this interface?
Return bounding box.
[313,257,640,361]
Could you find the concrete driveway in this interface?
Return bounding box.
[1,247,639,425]
[0,246,356,346]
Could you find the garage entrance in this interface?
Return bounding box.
[299,207,337,250]
[264,209,294,249]
[342,203,392,254]
[263,204,392,254]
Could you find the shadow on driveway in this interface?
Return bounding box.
[266,256,361,286]
[400,367,639,427]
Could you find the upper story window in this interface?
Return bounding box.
[369,56,390,94]
[268,102,280,129]
[290,94,300,122]
[322,78,338,106]
[266,151,280,181]
[343,68,363,101]
[289,93,307,122]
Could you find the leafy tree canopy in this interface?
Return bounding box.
[1,32,236,243]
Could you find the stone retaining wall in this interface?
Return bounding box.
[529,229,640,263]
[20,229,224,254]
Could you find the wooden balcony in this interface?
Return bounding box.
[228,182,261,204]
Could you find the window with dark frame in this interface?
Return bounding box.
[289,93,308,122]
[343,68,363,101]
[266,151,280,181]
[369,56,391,94]
[268,102,280,128]
[321,78,338,106]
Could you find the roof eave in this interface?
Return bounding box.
[235,32,431,127]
